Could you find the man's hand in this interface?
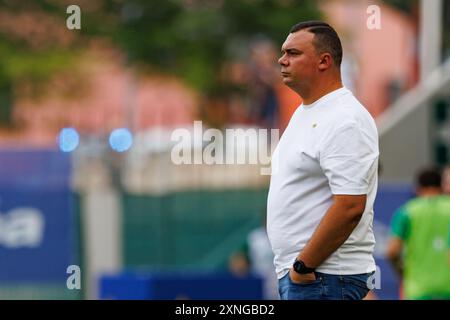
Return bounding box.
[289,268,316,284]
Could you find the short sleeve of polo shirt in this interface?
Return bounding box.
[319,123,378,195]
[390,206,411,240]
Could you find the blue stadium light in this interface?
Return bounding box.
[59,127,80,152]
[109,128,133,152]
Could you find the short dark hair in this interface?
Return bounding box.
[416,167,442,188]
[289,21,343,67]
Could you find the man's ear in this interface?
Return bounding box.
[318,53,332,71]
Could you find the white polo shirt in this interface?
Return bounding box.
[267,87,378,279]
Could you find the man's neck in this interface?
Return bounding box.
[300,78,343,105]
[417,187,442,197]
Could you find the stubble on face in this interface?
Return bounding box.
[279,30,317,95]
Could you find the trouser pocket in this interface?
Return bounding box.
[341,274,371,300]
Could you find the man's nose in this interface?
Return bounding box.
[278,54,287,66]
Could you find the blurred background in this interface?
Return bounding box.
[0,0,449,300]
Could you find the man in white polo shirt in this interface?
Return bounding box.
[267,21,379,300]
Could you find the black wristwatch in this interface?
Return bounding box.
[293,259,315,274]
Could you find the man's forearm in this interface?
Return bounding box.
[386,238,404,278]
[298,201,364,268]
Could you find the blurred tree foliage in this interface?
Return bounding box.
[0,0,321,126]
[0,0,82,125]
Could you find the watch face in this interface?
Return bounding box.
[294,259,314,274]
[294,260,304,273]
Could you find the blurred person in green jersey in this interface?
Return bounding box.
[386,167,450,300]
[448,220,450,266]
[441,165,450,267]
[442,165,450,196]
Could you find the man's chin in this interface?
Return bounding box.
[282,77,293,86]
